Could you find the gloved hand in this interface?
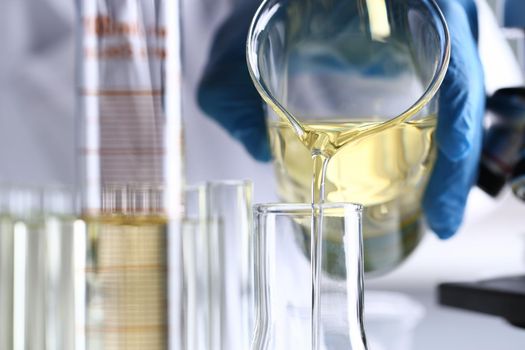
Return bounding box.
[197,0,485,239]
[198,0,271,162]
[424,0,484,239]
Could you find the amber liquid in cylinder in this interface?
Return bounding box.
[85,215,168,350]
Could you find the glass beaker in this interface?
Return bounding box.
[252,203,366,350]
[247,0,450,274]
[182,181,254,350]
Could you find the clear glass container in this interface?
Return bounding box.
[247,0,450,274]
[9,187,46,350]
[182,181,254,350]
[252,203,366,350]
[76,0,183,348]
[0,184,14,350]
[0,186,78,350]
[42,186,81,350]
[83,185,170,350]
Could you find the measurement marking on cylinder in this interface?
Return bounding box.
[86,325,167,333]
[81,148,165,155]
[81,90,162,96]
[85,264,167,273]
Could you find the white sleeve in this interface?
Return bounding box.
[476,0,524,94]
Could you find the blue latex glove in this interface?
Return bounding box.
[424,0,484,239]
[197,0,485,239]
[198,0,271,162]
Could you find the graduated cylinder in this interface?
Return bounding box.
[76,0,183,349]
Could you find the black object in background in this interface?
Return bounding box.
[439,275,525,329]
[478,87,525,200]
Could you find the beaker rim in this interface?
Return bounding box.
[254,202,363,215]
[185,179,252,192]
[246,0,451,128]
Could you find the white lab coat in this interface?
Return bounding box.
[0,0,76,185]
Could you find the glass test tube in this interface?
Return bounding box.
[10,187,46,350]
[0,185,14,350]
[42,187,80,350]
[0,186,79,350]
[183,185,210,350]
[182,181,254,350]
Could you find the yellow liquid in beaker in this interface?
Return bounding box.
[85,215,168,350]
[269,115,436,272]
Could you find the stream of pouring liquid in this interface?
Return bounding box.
[310,153,328,350]
[304,126,364,350]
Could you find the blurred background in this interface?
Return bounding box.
[0,0,524,348]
